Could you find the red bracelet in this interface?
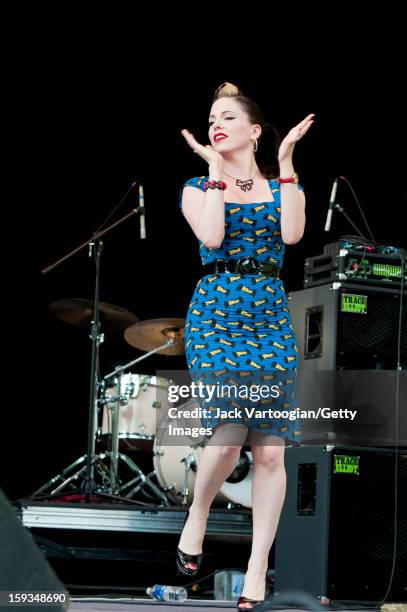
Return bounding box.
[203,180,227,191]
[277,172,299,184]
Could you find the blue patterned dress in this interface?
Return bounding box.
[179,176,302,443]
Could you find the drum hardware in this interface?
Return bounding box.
[90,331,183,500]
[104,337,178,382]
[227,451,251,483]
[116,466,163,500]
[180,453,198,506]
[31,316,184,503]
[152,404,255,508]
[97,368,169,503]
[31,453,108,499]
[226,502,246,510]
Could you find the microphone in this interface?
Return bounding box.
[139,183,146,239]
[324,178,338,232]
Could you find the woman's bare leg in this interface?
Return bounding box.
[240,433,286,604]
[178,423,248,556]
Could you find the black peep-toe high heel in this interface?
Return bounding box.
[176,510,203,576]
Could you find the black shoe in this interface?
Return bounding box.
[176,510,203,576]
[237,574,269,610]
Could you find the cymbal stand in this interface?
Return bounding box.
[103,338,175,382]
[83,238,103,495]
[31,340,175,503]
[32,195,145,502]
[30,452,110,498]
[100,339,175,501]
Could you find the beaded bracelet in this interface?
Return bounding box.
[203,180,227,191]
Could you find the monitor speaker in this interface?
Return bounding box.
[0,488,69,610]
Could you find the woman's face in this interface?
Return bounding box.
[208,97,261,153]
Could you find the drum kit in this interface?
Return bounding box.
[32,298,254,509]
[35,196,252,508]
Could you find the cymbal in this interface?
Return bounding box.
[50,298,139,331]
[124,317,185,355]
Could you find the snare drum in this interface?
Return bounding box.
[152,400,253,507]
[101,373,170,451]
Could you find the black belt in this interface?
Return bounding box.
[203,257,280,277]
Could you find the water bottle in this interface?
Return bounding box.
[146,585,187,602]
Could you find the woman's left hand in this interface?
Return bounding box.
[278,114,315,162]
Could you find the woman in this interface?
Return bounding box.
[177,82,314,609]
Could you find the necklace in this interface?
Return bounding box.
[223,171,259,192]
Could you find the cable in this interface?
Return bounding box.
[92,180,138,235]
[339,234,374,248]
[338,176,376,244]
[336,243,405,603]
[327,233,405,604]
[376,247,405,606]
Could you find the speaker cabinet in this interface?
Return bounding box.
[275,445,407,603]
[288,283,407,446]
[288,282,406,370]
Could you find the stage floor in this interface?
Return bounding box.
[68,599,235,610]
[66,596,402,611]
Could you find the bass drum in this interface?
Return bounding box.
[153,400,253,508]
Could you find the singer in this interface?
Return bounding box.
[177,82,314,608]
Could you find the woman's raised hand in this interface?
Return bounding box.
[278,114,315,162]
[181,129,224,167]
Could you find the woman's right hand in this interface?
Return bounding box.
[181,129,224,168]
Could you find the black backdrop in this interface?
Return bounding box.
[4,27,406,502]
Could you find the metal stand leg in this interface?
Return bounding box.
[30,454,109,499]
[31,346,177,504]
[30,455,88,498]
[113,453,169,504]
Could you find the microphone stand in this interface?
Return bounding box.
[329,201,368,242]
[36,206,142,500]
[326,176,376,244]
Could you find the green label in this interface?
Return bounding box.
[334,454,360,475]
[341,293,367,314]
